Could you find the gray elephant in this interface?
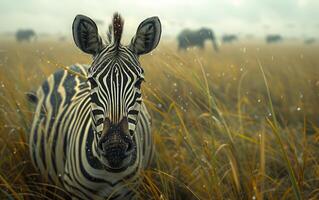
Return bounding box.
[16,29,36,42]
[266,34,282,43]
[177,28,218,51]
[222,34,238,43]
[304,38,315,45]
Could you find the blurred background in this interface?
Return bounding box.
[0,1,319,200]
[1,0,318,43]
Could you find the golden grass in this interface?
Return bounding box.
[0,39,318,199]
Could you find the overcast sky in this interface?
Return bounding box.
[1,0,318,39]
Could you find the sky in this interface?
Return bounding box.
[0,0,318,40]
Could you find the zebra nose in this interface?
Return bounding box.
[101,134,128,153]
[98,117,132,154]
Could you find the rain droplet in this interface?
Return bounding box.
[297,107,301,111]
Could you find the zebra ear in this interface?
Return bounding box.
[72,15,103,55]
[129,17,161,55]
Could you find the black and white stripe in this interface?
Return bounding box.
[29,13,161,199]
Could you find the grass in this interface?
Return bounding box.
[0,39,318,199]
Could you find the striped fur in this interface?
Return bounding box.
[29,13,161,199]
[30,63,153,199]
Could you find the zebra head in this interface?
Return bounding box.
[72,13,161,170]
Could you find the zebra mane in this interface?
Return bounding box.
[112,13,124,48]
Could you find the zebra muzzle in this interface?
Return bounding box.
[97,117,135,168]
[100,138,133,168]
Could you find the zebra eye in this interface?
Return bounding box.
[88,77,98,88]
[134,78,144,89]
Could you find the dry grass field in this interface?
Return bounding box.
[0,39,319,199]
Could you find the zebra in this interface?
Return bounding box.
[28,13,161,199]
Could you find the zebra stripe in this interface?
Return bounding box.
[30,64,153,199]
[29,13,161,199]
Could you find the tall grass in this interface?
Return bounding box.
[0,39,318,199]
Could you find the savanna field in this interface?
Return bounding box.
[0,39,319,199]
